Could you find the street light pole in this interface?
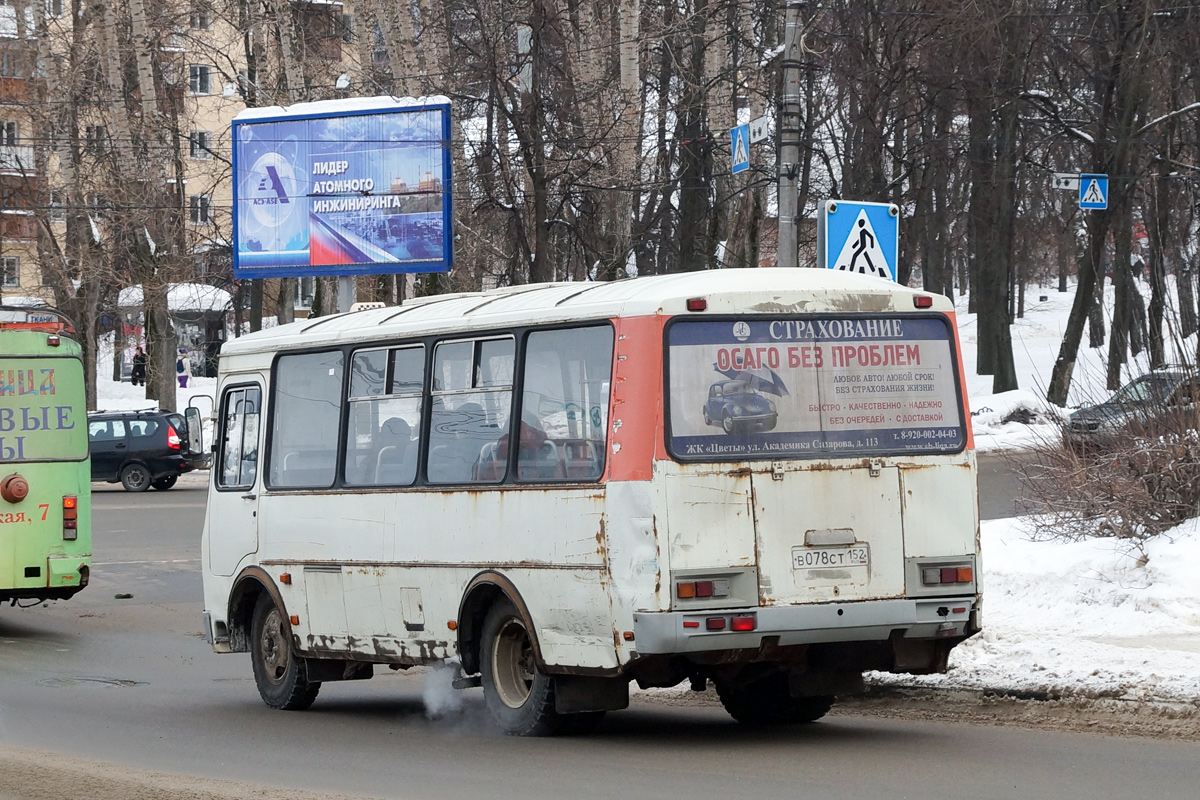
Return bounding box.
[777,2,804,269]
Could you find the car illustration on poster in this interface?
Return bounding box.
[703,378,781,434]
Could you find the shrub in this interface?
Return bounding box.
[1018,399,1200,549]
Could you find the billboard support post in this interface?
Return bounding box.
[336,276,356,313]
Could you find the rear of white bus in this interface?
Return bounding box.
[629,305,979,722]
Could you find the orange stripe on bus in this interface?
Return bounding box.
[606,315,665,482]
[944,311,975,451]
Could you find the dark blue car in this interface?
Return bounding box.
[703,380,778,434]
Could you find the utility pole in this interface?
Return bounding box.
[777,2,804,269]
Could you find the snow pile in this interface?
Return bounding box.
[869,517,1200,702]
[118,283,233,313]
[969,389,1068,453]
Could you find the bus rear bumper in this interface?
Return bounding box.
[632,596,978,655]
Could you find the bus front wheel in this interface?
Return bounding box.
[717,673,833,725]
[480,599,561,736]
[250,594,320,710]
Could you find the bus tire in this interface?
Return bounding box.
[151,475,178,491]
[717,674,833,725]
[120,463,151,492]
[479,598,561,736]
[250,594,320,711]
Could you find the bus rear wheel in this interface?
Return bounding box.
[250,594,320,710]
[480,599,561,736]
[717,673,833,725]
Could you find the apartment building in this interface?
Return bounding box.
[0,1,356,319]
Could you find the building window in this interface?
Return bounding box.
[190,6,212,30]
[46,0,65,18]
[0,186,21,209]
[341,13,354,43]
[85,125,109,154]
[294,276,315,310]
[189,195,211,225]
[0,50,24,78]
[0,121,17,146]
[189,64,210,95]
[48,189,65,222]
[1,256,18,288]
[189,130,211,160]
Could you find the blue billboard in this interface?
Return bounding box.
[232,97,452,279]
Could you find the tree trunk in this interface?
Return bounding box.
[1048,213,1109,405]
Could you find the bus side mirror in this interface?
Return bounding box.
[185,406,204,457]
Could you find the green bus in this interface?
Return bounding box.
[0,306,91,604]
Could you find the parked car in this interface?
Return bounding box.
[87,410,205,491]
[702,379,778,434]
[1063,368,1199,452]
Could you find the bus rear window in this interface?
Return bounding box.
[666,316,965,460]
[0,356,86,462]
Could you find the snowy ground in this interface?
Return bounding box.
[93,277,1200,708]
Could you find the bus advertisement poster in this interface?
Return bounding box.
[232,97,453,279]
[0,357,86,462]
[666,317,965,459]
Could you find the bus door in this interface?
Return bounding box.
[751,462,905,605]
[207,383,263,576]
[665,314,968,608]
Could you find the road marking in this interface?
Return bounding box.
[92,559,200,566]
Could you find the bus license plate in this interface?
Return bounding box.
[792,545,869,571]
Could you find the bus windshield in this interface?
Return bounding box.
[666,315,966,460]
[0,355,88,462]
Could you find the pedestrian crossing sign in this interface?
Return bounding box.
[730,124,750,175]
[817,200,900,282]
[1079,174,1108,210]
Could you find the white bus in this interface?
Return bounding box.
[199,270,981,735]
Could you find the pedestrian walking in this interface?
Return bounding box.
[177,348,189,389]
[130,346,147,386]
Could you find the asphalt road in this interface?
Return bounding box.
[3,465,1197,800]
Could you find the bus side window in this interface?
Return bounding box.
[517,326,613,482]
[343,345,424,487]
[427,337,513,484]
[218,386,261,489]
[269,351,343,488]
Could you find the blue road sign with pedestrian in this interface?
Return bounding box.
[1079,174,1108,210]
[730,124,750,175]
[819,200,899,282]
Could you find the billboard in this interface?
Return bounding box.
[232,97,452,279]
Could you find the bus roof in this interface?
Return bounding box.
[221,270,952,357]
[0,305,77,336]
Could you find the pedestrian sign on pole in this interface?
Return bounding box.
[730,124,750,175]
[1079,174,1108,210]
[817,200,900,282]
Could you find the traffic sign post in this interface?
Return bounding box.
[730,124,750,175]
[816,200,900,282]
[1079,174,1108,210]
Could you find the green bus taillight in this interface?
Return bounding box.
[63,495,78,540]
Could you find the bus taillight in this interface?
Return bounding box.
[167,425,181,450]
[63,495,78,541]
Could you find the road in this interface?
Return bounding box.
[3,462,1198,800]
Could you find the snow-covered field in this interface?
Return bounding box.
[94,276,1200,706]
